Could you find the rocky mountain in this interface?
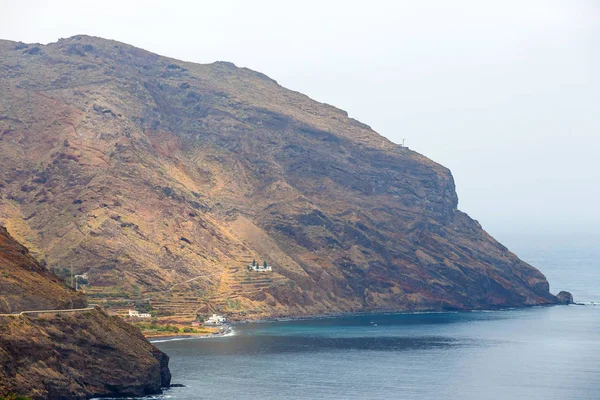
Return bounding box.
[0,35,562,320]
[0,227,171,399]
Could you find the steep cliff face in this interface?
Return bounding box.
[0,35,559,320]
[0,311,171,400]
[0,227,171,399]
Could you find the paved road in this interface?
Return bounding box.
[0,304,99,317]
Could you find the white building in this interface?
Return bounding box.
[128,310,151,318]
[248,263,272,272]
[204,313,227,326]
[74,273,89,281]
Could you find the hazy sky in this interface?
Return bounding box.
[1,0,598,236]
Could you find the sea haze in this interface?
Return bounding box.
[150,234,600,400]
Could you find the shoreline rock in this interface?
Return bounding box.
[556,291,574,304]
[0,310,171,400]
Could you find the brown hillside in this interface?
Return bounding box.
[0,226,86,313]
[0,310,171,399]
[0,227,171,399]
[0,35,559,320]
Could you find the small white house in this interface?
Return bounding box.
[248,263,272,272]
[74,273,89,281]
[204,313,226,326]
[128,310,151,318]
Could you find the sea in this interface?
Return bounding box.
[148,232,599,400]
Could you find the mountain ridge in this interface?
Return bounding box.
[0,34,560,321]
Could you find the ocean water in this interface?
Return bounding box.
[151,233,600,400]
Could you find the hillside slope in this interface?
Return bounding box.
[0,35,560,319]
[0,226,86,313]
[0,227,171,399]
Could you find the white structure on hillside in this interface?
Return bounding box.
[128,310,151,318]
[74,273,89,281]
[248,261,272,272]
[204,313,227,326]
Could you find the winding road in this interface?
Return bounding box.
[0,304,99,317]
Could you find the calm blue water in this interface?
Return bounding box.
[152,233,600,400]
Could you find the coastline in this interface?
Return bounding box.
[227,302,575,326]
[147,325,232,342]
[146,303,578,342]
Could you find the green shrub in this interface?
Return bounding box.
[1,393,33,400]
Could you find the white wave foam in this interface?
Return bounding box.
[150,327,235,343]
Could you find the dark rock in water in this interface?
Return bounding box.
[153,347,173,388]
[556,291,574,304]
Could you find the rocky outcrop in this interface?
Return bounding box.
[0,311,171,399]
[0,35,564,320]
[0,227,171,399]
[556,291,574,304]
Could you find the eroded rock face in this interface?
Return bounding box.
[0,35,562,320]
[0,310,171,399]
[0,227,170,399]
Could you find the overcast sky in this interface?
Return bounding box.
[1,0,598,237]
